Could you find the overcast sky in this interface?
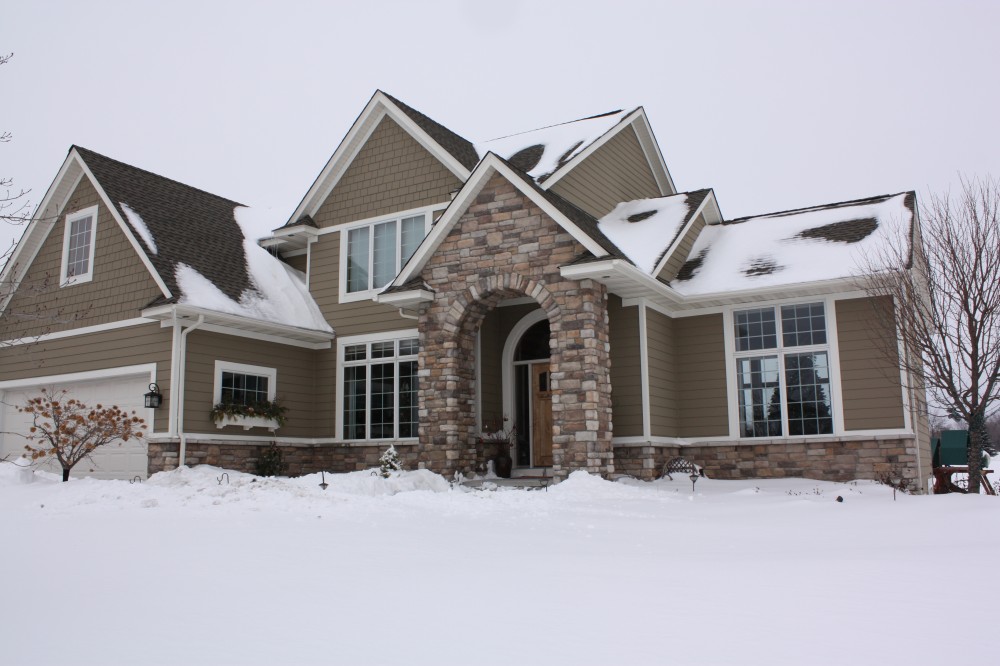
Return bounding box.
[3,0,998,252]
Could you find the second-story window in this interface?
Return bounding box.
[346,213,426,294]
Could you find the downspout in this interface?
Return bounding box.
[177,314,205,468]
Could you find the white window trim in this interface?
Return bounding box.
[336,329,419,442]
[725,295,846,440]
[60,205,99,286]
[213,360,277,405]
[337,207,434,303]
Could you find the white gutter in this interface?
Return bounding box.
[177,314,205,468]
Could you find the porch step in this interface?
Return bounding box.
[460,476,551,490]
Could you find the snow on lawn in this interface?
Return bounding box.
[0,464,995,666]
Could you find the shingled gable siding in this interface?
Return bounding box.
[646,307,678,437]
[549,125,662,219]
[836,296,906,430]
[0,323,172,432]
[608,294,642,437]
[658,212,707,283]
[675,313,729,437]
[418,172,614,481]
[181,330,318,439]
[478,303,542,422]
[311,116,463,230]
[2,176,163,341]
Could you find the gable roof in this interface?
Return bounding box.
[671,192,917,297]
[284,90,476,229]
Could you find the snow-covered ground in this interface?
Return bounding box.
[1,463,995,666]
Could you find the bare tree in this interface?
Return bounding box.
[0,52,31,255]
[862,177,1000,493]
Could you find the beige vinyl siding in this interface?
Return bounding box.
[282,253,308,274]
[658,213,707,283]
[675,313,729,437]
[646,307,677,437]
[478,304,543,422]
[836,297,905,430]
[0,323,172,432]
[2,176,163,340]
[183,330,318,438]
[312,116,462,229]
[608,295,643,437]
[549,125,662,219]
[309,233,413,337]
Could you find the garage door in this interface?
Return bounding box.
[0,374,151,481]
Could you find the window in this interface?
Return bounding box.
[733,302,833,438]
[61,206,98,285]
[341,335,419,440]
[344,213,427,298]
[213,361,277,406]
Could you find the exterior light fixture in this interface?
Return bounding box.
[319,471,329,490]
[144,383,163,409]
[689,470,699,493]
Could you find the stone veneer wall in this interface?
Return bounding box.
[614,435,926,490]
[416,172,614,481]
[148,441,421,476]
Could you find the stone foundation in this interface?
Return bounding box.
[614,435,927,491]
[147,440,421,477]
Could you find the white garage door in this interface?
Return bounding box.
[0,374,151,481]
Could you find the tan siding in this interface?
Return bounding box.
[309,233,413,337]
[658,213,707,282]
[836,297,905,430]
[646,307,677,437]
[608,295,643,437]
[0,323,172,432]
[478,304,542,422]
[676,313,729,437]
[2,176,163,340]
[313,116,462,229]
[282,254,308,274]
[549,126,662,219]
[183,330,318,438]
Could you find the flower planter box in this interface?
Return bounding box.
[215,415,280,432]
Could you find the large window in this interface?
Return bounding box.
[61,206,98,285]
[342,335,419,440]
[344,213,427,297]
[733,302,833,438]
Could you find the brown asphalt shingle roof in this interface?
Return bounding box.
[382,92,480,172]
[74,146,251,303]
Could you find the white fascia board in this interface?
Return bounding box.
[631,110,677,196]
[287,92,472,227]
[560,258,683,304]
[539,109,641,190]
[391,154,610,288]
[649,190,719,278]
[375,289,435,308]
[0,362,157,391]
[72,150,172,299]
[143,304,334,347]
[0,154,83,311]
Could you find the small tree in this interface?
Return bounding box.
[18,388,146,481]
[378,444,402,478]
[861,177,1000,493]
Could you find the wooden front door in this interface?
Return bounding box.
[531,363,553,467]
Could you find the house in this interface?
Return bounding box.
[0,91,932,488]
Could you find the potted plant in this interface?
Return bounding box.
[211,399,288,432]
[480,417,516,478]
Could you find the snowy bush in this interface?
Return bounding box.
[379,445,403,478]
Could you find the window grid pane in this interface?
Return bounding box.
[370,363,394,439]
[400,215,425,266]
[372,221,397,289]
[220,371,269,406]
[734,308,777,351]
[371,341,394,359]
[398,360,418,438]
[344,344,366,362]
[399,338,419,356]
[343,366,367,440]
[737,356,782,437]
[66,216,93,277]
[781,302,827,347]
[785,352,833,436]
[347,227,370,293]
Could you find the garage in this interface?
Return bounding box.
[0,370,153,481]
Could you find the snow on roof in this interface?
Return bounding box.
[671,193,914,296]
[597,195,693,274]
[475,110,630,182]
[173,207,332,332]
[120,202,157,255]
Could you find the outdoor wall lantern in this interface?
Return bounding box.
[144,383,163,409]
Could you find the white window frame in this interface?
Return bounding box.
[336,329,419,442]
[60,205,99,286]
[724,296,846,439]
[213,361,277,406]
[337,207,432,303]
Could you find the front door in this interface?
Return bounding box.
[531,363,553,467]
